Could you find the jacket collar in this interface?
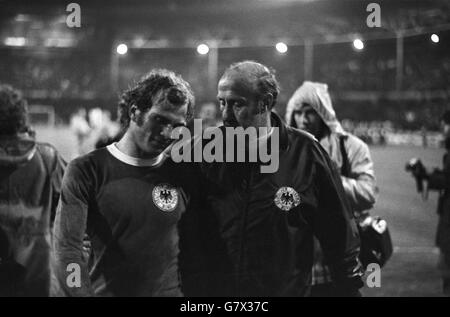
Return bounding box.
[270,111,289,152]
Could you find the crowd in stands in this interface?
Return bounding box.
[0,51,108,98]
[1,37,448,101]
[341,119,444,148]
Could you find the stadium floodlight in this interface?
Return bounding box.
[197,44,209,55]
[4,37,26,46]
[353,38,364,50]
[275,42,288,54]
[431,34,439,43]
[14,14,31,22]
[116,43,128,55]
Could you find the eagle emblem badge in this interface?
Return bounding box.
[152,183,178,212]
[274,187,301,211]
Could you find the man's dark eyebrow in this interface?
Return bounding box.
[217,96,247,102]
[154,113,185,126]
[170,116,187,127]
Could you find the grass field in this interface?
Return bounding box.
[34,126,446,297]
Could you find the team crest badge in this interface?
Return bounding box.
[152,183,179,212]
[274,187,301,211]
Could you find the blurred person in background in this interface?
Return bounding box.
[286,81,377,296]
[76,108,121,154]
[91,109,121,149]
[0,84,65,296]
[70,108,90,155]
[198,102,221,130]
[421,126,428,148]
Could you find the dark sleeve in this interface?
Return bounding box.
[427,153,450,191]
[178,162,212,296]
[50,152,67,224]
[446,153,450,192]
[36,144,67,225]
[309,142,364,293]
[428,170,446,190]
[50,159,93,297]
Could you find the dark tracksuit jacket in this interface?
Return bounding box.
[180,112,363,297]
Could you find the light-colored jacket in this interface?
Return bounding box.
[286,81,377,215]
[286,81,377,285]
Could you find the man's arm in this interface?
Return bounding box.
[50,151,67,224]
[341,136,377,214]
[35,143,67,225]
[309,142,364,295]
[50,159,93,297]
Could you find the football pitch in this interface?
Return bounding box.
[35,126,446,297]
[362,145,444,297]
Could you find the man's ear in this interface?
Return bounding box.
[129,105,138,123]
[260,93,274,112]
